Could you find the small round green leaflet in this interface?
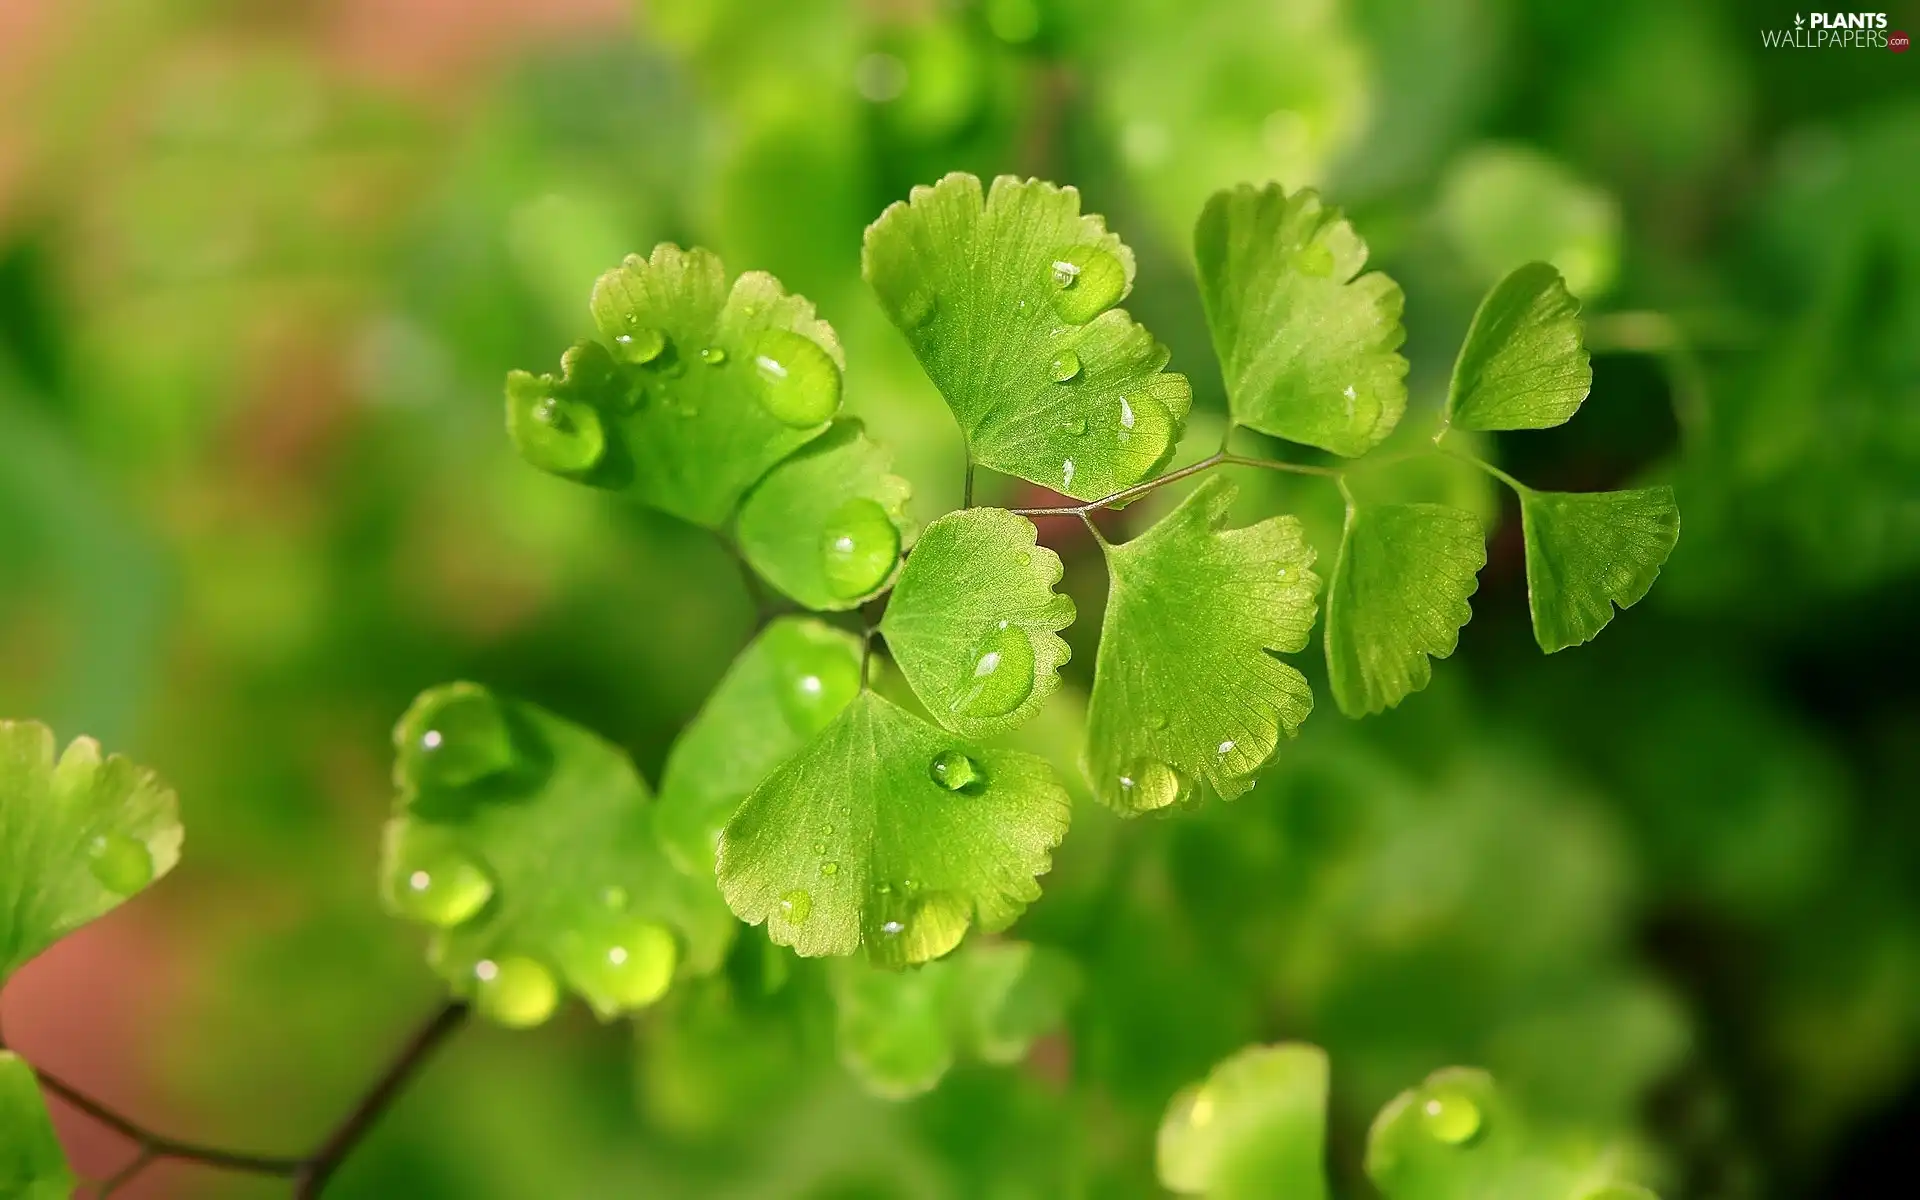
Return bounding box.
[737,420,913,610]
[1444,261,1593,433]
[863,172,1192,501]
[507,244,846,528]
[0,1052,76,1199]
[717,690,1070,968]
[1084,478,1321,813]
[1156,1043,1330,1200]
[0,721,183,987]
[1195,182,1409,457]
[829,939,1077,1100]
[1518,486,1681,653]
[382,684,734,1025]
[878,508,1075,739]
[654,619,866,878]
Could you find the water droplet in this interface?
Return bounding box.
[1111,393,1174,482]
[87,833,153,895]
[1217,740,1236,756]
[877,882,893,895]
[1048,246,1127,323]
[929,749,987,792]
[392,842,493,927]
[1061,458,1076,490]
[952,623,1035,718]
[1050,350,1082,383]
[820,861,839,877]
[1342,383,1359,419]
[473,956,559,1029]
[699,346,728,365]
[1420,1087,1483,1145]
[778,889,813,924]
[509,382,607,477]
[1294,239,1335,277]
[770,628,863,735]
[819,498,901,598]
[558,916,677,1013]
[822,824,834,836]
[880,920,905,936]
[900,287,937,328]
[1115,758,1182,811]
[812,841,827,855]
[412,686,516,788]
[1145,712,1168,730]
[750,329,841,427]
[1059,415,1088,436]
[611,326,666,365]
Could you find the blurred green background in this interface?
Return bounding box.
[0,0,1915,1196]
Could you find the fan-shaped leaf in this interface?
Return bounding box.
[1446,262,1592,432]
[0,1054,74,1200]
[736,420,914,610]
[1520,487,1680,653]
[1158,1043,1329,1200]
[863,172,1192,500]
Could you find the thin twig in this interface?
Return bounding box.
[293,1001,469,1198]
[1437,444,1531,493]
[96,1148,157,1197]
[29,1068,305,1177]
[1008,449,1345,519]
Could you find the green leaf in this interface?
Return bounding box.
[736,420,914,610]
[506,244,844,527]
[717,690,1070,967]
[0,720,182,985]
[1085,477,1320,813]
[655,618,866,878]
[830,939,1077,1100]
[0,1053,76,1199]
[1367,1067,1657,1200]
[1195,182,1408,457]
[1445,263,1592,432]
[862,172,1192,501]
[1519,487,1681,653]
[878,508,1075,738]
[1157,1043,1329,1200]
[383,684,736,1026]
[1325,504,1486,717]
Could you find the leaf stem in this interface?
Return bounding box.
[1010,451,1226,516]
[1438,445,1531,494]
[1,999,468,1197]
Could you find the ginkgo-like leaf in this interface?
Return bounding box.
[1325,504,1486,717]
[1367,1067,1659,1200]
[655,619,866,878]
[0,1053,75,1200]
[1158,1043,1329,1200]
[1519,487,1680,653]
[1195,183,1408,457]
[382,684,736,1026]
[830,939,1077,1100]
[717,690,1070,968]
[878,508,1075,739]
[1085,477,1320,813]
[863,172,1192,501]
[735,420,914,611]
[506,244,843,527]
[0,720,182,985]
[1445,262,1592,432]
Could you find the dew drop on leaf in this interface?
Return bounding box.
[1116,758,1182,811]
[952,622,1035,718]
[87,833,153,895]
[699,346,728,365]
[928,749,987,792]
[473,956,559,1029]
[820,861,839,877]
[1050,350,1082,382]
[510,388,607,477]
[819,498,901,598]
[771,637,862,736]
[778,889,813,924]
[412,688,516,789]
[1048,246,1126,323]
[393,844,494,927]
[751,329,842,427]
[558,916,677,1012]
[1111,393,1173,481]
[1420,1087,1483,1145]
[812,841,827,855]
[900,287,937,328]
[1060,415,1088,436]
[610,326,666,365]
[879,919,905,936]
[1144,711,1168,730]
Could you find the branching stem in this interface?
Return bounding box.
[1,999,468,1198]
[1008,450,1342,519]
